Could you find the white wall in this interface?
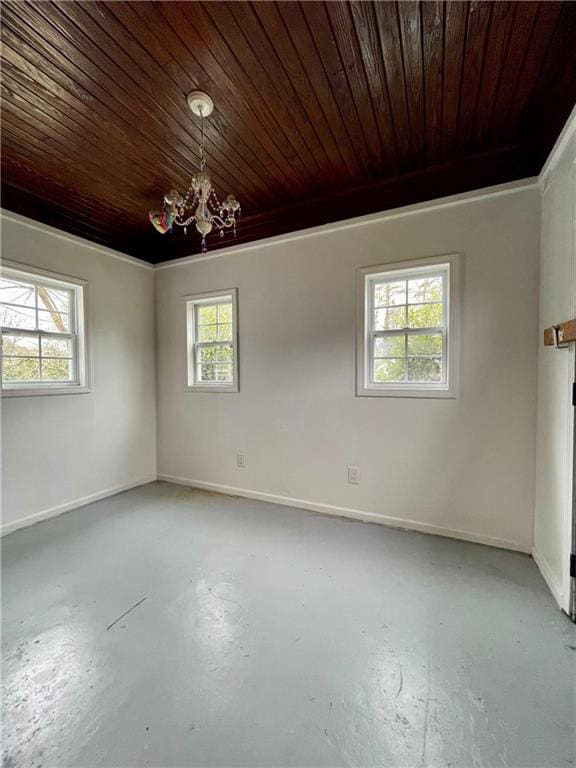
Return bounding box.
[534,110,576,611]
[155,183,540,552]
[1,213,157,534]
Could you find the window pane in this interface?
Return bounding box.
[41,337,73,358]
[197,305,217,325]
[199,364,216,381]
[374,358,405,383]
[0,279,36,307]
[407,357,442,382]
[215,364,233,381]
[37,286,71,314]
[407,333,442,356]
[2,357,40,382]
[1,304,36,330]
[198,324,218,342]
[215,345,233,362]
[407,303,442,328]
[374,306,406,330]
[197,362,234,382]
[217,323,233,342]
[198,346,217,363]
[217,303,232,323]
[408,276,442,303]
[374,281,406,307]
[41,358,74,381]
[38,309,70,333]
[374,335,405,358]
[199,345,232,362]
[2,334,39,357]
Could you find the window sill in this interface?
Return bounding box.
[185,384,239,394]
[1,385,92,398]
[356,384,456,399]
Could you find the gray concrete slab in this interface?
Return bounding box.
[2,481,575,767]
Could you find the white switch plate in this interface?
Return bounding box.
[347,465,360,484]
[237,452,247,469]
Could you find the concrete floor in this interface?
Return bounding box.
[2,482,575,768]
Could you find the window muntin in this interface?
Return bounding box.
[186,290,238,391]
[357,257,457,398]
[1,265,88,394]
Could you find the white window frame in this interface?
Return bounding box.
[356,254,460,398]
[185,288,239,393]
[1,260,90,397]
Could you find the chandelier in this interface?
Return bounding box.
[149,91,241,253]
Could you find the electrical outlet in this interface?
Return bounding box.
[237,452,247,469]
[347,465,360,485]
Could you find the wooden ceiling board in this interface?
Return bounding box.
[487,1,540,144]
[503,2,563,140]
[456,0,492,148]
[473,1,517,143]
[523,2,576,144]
[373,1,414,166]
[421,1,444,162]
[1,0,575,264]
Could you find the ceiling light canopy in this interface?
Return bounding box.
[149,91,241,253]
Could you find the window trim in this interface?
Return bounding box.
[356,254,460,399]
[1,260,90,397]
[185,287,239,393]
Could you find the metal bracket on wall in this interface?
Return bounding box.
[544,319,576,348]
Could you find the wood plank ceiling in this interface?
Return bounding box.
[1,1,576,264]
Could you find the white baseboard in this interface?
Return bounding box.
[1,476,157,537]
[531,546,565,610]
[3,471,534,557]
[158,474,531,554]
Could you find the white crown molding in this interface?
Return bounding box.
[539,101,576,185]
[2,178,539,273]
[155,177,539,270]
[0,209,153,271]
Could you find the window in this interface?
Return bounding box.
[1,262,89,396]
[186,289,239,392]
[357,255,459,398]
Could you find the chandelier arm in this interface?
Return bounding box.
[210,214,236,229]
[173,214,197,228]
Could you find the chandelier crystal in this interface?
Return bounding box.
[149,91,241,253]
